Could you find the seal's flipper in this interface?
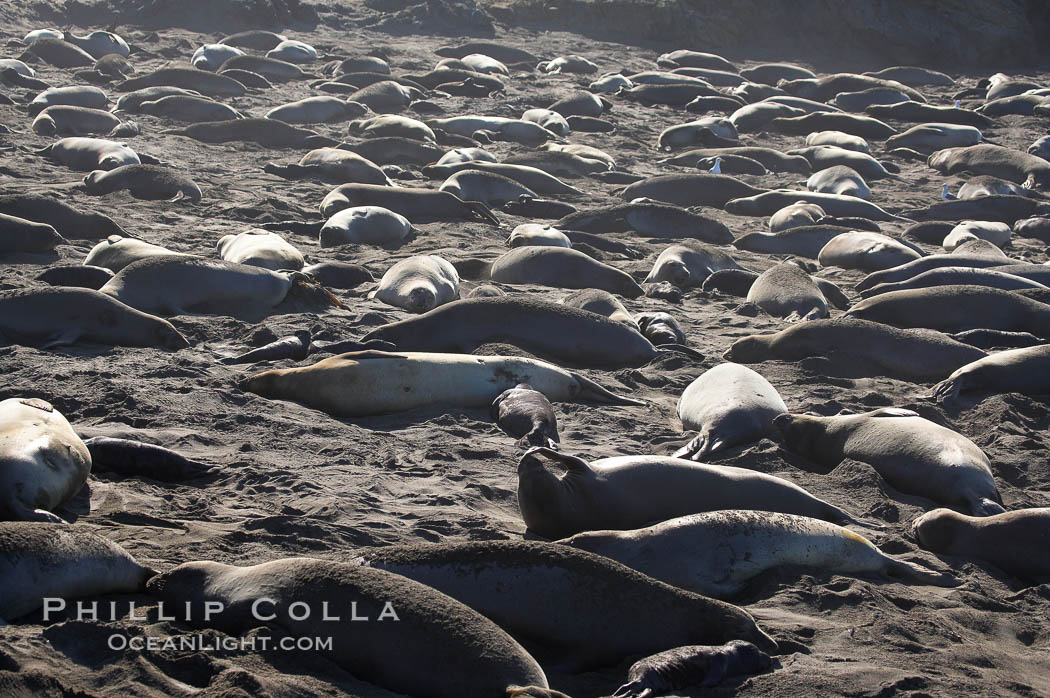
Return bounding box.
[929,377,961,403]
[672,433,708,461]
[11,500,66,523]
[572,373,645,406]
[655,344,705,361]
[883,557,960,587]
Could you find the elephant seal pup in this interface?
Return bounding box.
[349,114,436,142]
[644,241,741,288]
[862,267,1046,297]
[82,165,203,202]
[0,398,91,522]
[162,118,335,149]
[37,264,114,289]
[491,384,560,448]
[65,30,129,58]
[637,312,687,346]
[440,169,537,207]
[518,447,862,539]
[116,67,247,98]
[139,95,242,123]
[913,508,1050,582]
[943,221,1011,251]
[734,224,852,259]
[220,55,314,82]
[845,286,1050,337]
[27,85,108,115]
[301,261,373,289]
[369,255,460,313]
[787,145,899,181]
[83,437,215,481]
[320,206,414,247]
[818,232,921,271]
[148,558,560,698]
[621,174,765,209]
[523,108,570,136]
[353,540,777,670]
[560,288,636,326]
[84,235,184,272]
[217,230,304,271]
[806,166,871,199]
[422,161,584,198]
[555,202,732,244]
[928,144,1050,188]
[0,214,64,254]
[265,148,392,186]
[674,363,787,461]
[769,202,825,232]
[239,351,642,416]
[723,317,986,381]
[613,641,771,696]
[563,510,955,599]
[320,183,499,225]
[219,331,312,366]
[32,105,121,136]
[509,224,572,248]
[0,287,187,350]
[114,86,204,112]
[361,297,665,369]
[746,262,831,320]
[191,43,244,70]
[490,247,643,297]
[265,95,366,124]
[0,522,155,620]
[774,408,1003,515]
[725,190,905,221]
[931,344,1050,403]
[35,137,141,171]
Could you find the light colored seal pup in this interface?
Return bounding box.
[522,108,570,136]
[560,288,636,327]
[746,261,831,320]
[82,165,203,202]
[0,522,155,620]
[508,223,572,248]
[562,510,955,599]
[216,229,305,271]
[65,30,129,59]
[930,344,1050,402]
[491,384,560,448]
[353,540,778,671]
[886,123,982,152]
[191,43,245,70]
[320,206,413,247]
[774,408,1004,515]
[806,165,871,200]
[439,169,536,206]
[240,351,643,417]
[36,137,140,171]
[265,96,366,124]
[0,398,90,522]
[84,234,185,272]
[644,241,741,287]
[266,39,318,63]
[769,201,825,232]
[517,447,862,539]
[912,508,1050,582]
[27,85,107,114]
[805,130,870,153]
[942,220,1011,250]
[32,105,121,136]
[674,363,787,460]
[818,231,921,271]
[368,255,460,313]
[0,287,187,350]
[490,247,643,298]
[147,558,561,698]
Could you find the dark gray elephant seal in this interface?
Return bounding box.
[674,363,786,460]
[724,317,986,381]
[931,344,1050,403]
[636,312,687,345]
[0,398,91,522]
[774,408,1004,515]
[83,437,214,481]
[82,165,203,202]
[747,262,831,320]
[147,558,561,698]
[491,384,560,448]
[116,67,247,98]
[733,224,853,259]
[490,247,643,297]
[301,261,373,288]
[140,95,243,122]
[928,144,1050,188]
[517,447,862,539]
[0,522,155,621]
[0,213,64,254]
[162,118,335,149]
[22,37,94,67]
[912,508,1050,583]
[352,540,777,670]
[613,641,771,697]
[36,264,114,289]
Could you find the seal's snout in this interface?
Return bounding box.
[771,413,794,435]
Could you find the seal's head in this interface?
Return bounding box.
[771,412,827,462]
[912,508,967,553]
[406,285,437,314]
[517,447,592,539]
[722,334,768,363]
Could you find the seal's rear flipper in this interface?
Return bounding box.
[972,497,1006,516]
[572,373,645,406]
[883,557,960,587]
[928,377,960,403]
[655,344,705,361]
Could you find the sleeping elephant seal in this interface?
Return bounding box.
[238,351,643,417]
[147,558,561,698]
[216,229,304,271]
[644,241,741,287]
[674,363,787,460]
[806,165,870,199]
[562,510,956,598]
[928,144,1050,188]
[320,183,499,225]
[769,201,825,232]
[746,262,831,320]
[912,508,1050,583]
[0,398,90,522]
[774,408,1004,515]
[517,447,862,539]
[1,522,155,621]
[0,213,64,254]
[36,264,114,289]
[613,641,771,696]
[491,384,560,448]
[560,288,636,326]
[489,246,643,297]
[320,206,414,247]
[817,231,921,271]
[35,137,141,171]
[84,235,185,272]
[352,540,777,671]
[369,255,460,313]
[82,165,203,202]
[931,344,1050,403]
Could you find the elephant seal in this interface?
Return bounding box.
[369,255,460,313]
[162,118,335,149]
[674,363,786,461]
[522,108,569,136]
[0,287,187,350]
[855,253,1024,292]
[900,195,1050,225]
[219,30,286,50]
[787,145,899,181]
[35,137,141,171]
[562,510,954,599]
[818,232,921,271]
[32,105,121,136]
[115,86,203,112]
[806,165,870,199]
[489,247,643,297]
[82,165,203,202]
[239,351,642,417]
[0,398,90,522]
[435,41,540,64]
[83,436,215,481]
[637,312,687,346]
[886,123,982,152]
[746,262,831,320]
[912,508,1050,583]
[613,641,771,696]
[320,183,499,225]
[518,447,862,540]
[555,203,732,244]
[301,261,373,289]
[428,116,555,145]
[36,264,114,289]
[219,331,312,366]
[723,317,986,381]
[862,267,1046,298]
[117,68,247,98]
[660,146,810,174]
[64,30,129,58]
[267,39,318,63]
[422,161,584,197]
[139,95,242,122]
[265,96,366,124]
[440,169,537,207]
[845,286,1050,337]
[217,230,304,271]
[734,224,853,259]
[265,148,392,186]
[354,541,775,671]
[769,202,825,232]
[539,54,598,73]
[0,522,154,621]
[84,235,184,272]
[866,101,992,128]
[774,408,1003,515]
[830,86,912,111]
[779,73,924,102]
[27,85,107,114]
[0,213,64,254]
[491,384,560,448]
[350,114,436,142]
[191,43,244,70]
[806,130,870,153]
[769,112,897,139]
[560,288,635,326]
[22,37,94,67]
[644,241,741,288]
[621,174,765,209]
[930,344,1050,403]
[957,176,1035,200]
[148,558,560,698]
[320,206,414,247]
[220,55,314,81]
[943,221,1011,251]
[726,190,905,221]
[928,144,1050,188]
